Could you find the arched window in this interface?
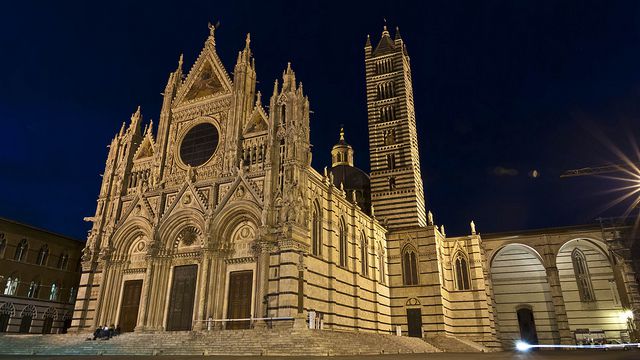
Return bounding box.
[69,287,77,303]
[379,242,386,284]
[572,248,595,302]
[0,233,6,258]
[57,253,69,270]
[49,283,58,301]
[402,246,419,285]
[3,277,19,295]
[339,218,348,267]
[454,252,471,290]
[312,201,322,256]
[14,239,28,262]
[36,245,49,266]
[360,232,368,276]
[27,281,40,298]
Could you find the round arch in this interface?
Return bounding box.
[111,217,154,259]
[157,209,207,250]
[210,200,262,250]
[489,242,545,268]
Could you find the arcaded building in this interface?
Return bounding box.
[0,217,83,334]
[72,24,639,349]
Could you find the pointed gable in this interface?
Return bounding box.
[373,27,396,57]
[173,30,233,107]
[243,106,269,135]
[134,132,155,160]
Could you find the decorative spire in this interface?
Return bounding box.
[395,26,402,40]
[207,21,218,46]
[245,33,251,48]
[382,18,390,37]
[365,34,371,47]
[178,53,183,69]
[255,91,262,106]
[339,127,345,141]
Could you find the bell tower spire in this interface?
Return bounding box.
[365,24,427,229]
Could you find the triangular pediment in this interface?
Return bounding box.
[243,106,269,135]
[214,175,263,215]
[116,195,154,228]
[161,182,208,223]
[173,37,232,107]
[134,132,155,160]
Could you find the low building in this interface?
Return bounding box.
[0,217,84,334]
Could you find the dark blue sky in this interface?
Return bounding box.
[1,1,640,240]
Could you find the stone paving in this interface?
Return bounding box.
[1,350,639,360]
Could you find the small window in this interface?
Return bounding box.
[379,248,386,284]
[360,233,369,277]
[388,177,396,191]
[3,277,19,296]
[36,245,49,266]
[69,287,77,303]
[312,201,322,256]
[454,252,471,290]
[0,233,5,257]
[572,248,595,302]
[49,283,58,301]
[14,239,28,262]
[339,219,348,268]
[387,153,396,170]
[58,253,69,270]
[27,281,40,298]
[402,246,419,285]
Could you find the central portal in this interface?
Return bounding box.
[166,264,198,331]
[226,270,253,329]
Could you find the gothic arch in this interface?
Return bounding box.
[43,307,57,320]
[557,237,610,265]
[0,302,15,316]
[20,305,36,318]
[311,199,322,256]
[452,250,471,291]
[401,244,419,286]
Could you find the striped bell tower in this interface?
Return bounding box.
[365,25,426,229]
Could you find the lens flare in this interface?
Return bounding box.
[515,341,531,351]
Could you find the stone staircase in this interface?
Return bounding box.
[0,328,440,356]
[423,334,488,352]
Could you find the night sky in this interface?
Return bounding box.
[2,1,640,240]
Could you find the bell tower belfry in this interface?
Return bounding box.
[365,26,426,229]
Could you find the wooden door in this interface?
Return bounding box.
[226,270,253,329]
[42,317,53,334]
[406,308,423,337]
[166,265,198,331]
[118,280,143,332]
[517,308,539,345]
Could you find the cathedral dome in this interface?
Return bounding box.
[329,128,372,214]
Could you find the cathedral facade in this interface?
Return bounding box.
[72,24,639,349]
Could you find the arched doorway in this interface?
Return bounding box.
[517,307,539,344]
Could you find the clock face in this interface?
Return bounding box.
[179,122,219,167]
